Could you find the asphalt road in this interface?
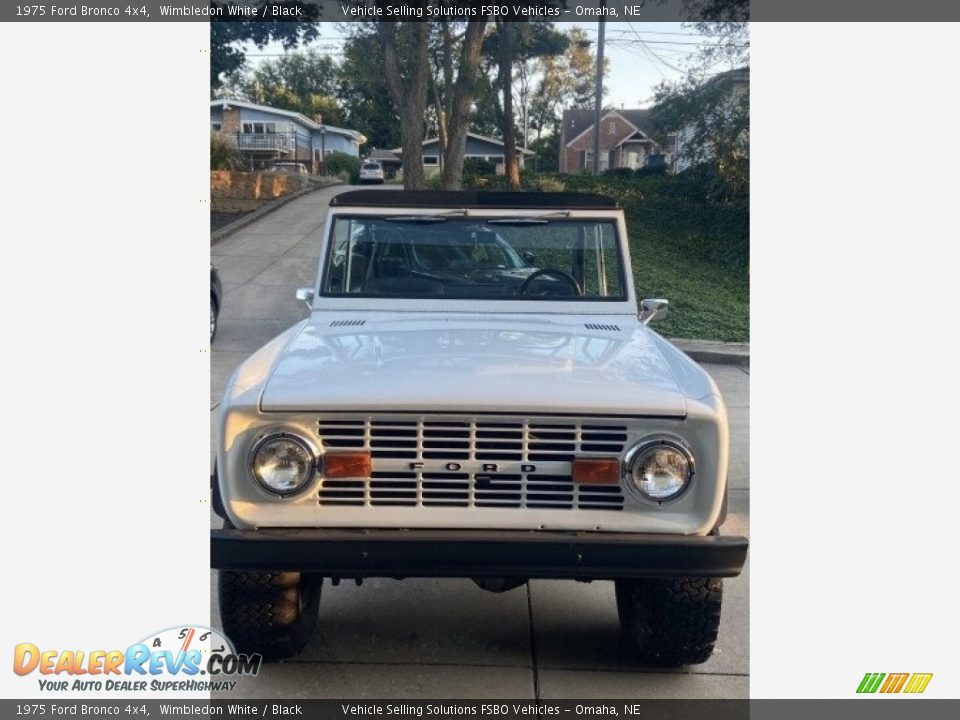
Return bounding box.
[209,184,750,699]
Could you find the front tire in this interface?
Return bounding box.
[210,297,219,342]
[218,570,321,661]
[615,577,722,666]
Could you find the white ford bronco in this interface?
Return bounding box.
[212,190,747,665]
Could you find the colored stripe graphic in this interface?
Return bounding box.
[880,673,909,693]
[857,673,885,693]
[903,673,933,694]
[858,672,933,694]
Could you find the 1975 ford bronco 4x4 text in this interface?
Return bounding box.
[211,190,748,665]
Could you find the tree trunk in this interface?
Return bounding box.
[497,20,521,190]
[379,21,430,190]
[431,72,448,158]
[441,18,488,191]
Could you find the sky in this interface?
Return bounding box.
[235,22,738,110]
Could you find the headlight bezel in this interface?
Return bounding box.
[623,436,696,505]
[248,431,317,498]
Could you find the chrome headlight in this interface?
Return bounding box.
[625,438,695,502]
[249,433,315,496]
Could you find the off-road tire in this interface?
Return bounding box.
[615,577,722,666]
[218,570,321,661]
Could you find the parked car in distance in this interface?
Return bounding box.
[269,161,309,175]
[359,160,385,184]
[211,190,748,665]
[210,264,222,342]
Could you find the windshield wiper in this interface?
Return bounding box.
[385,216,449,223]
[486,218,549,225]
[385,208,468,223]
[487,210,572,225]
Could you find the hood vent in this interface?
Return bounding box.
[329,319,366,328]
[584,323,621,332]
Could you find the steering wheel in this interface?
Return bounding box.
[518,268,582,297]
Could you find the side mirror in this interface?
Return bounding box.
[295,287,315,309]
[640,298,669,325]
[521,251,536,265]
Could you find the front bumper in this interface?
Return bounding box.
[210,528,748,579]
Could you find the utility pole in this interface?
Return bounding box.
[592,4,606,174]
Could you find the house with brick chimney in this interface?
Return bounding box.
[210,99,366,173]
[558,108,674,173]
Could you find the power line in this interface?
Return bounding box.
[625,22,684,74]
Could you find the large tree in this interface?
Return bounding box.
[652,20,749,198]
[484,20,568,188]
[527,27,601,143]
[337,31,401,151]
[209,2,321,90]
[370,7,493,190]
[377,19,431,190]
[432,19,490,190]
[236,49,344,125]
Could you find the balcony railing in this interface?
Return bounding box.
[232,131,303,153]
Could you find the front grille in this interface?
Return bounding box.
[316,416,628,511]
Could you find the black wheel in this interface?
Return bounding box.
[218,570,321,661]
[210,296,219,342]
[615,577,722,666]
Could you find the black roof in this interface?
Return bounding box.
[330,190,619,209]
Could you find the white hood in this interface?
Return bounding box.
[259,314,687,417]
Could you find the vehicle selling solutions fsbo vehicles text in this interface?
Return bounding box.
[340,3,560,18]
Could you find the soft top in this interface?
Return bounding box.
[329,190,619,209]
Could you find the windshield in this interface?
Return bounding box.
[323,216,626,300]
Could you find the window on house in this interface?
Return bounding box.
[241,122,278,134]
[583,150,593,168]
[423,156,439,166]
[211,122,222,132]
[609,121,616,135]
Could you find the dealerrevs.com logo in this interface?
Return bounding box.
[13,625,260,692]
[857,672,933,695]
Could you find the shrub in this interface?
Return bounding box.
[635,164,668,178]
[463,158,498,177]
[528,175,566,192]
[604,167,635,179]
[210,133,241,171]
[324,152,360,183]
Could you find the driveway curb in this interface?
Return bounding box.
[669,338,750,367]
[211,180,342,245]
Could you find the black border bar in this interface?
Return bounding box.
[7,1,960,22]
[211,527,749,578]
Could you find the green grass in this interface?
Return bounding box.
[627,218,749,341]
[558,174,749,342]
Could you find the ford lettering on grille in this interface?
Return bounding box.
[315,415,629,511]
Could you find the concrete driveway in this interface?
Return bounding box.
[210,185,750,699]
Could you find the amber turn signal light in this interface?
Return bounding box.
[323,452,372,479]
[572,457,621,485]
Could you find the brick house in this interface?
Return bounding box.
[558,108,674,173]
